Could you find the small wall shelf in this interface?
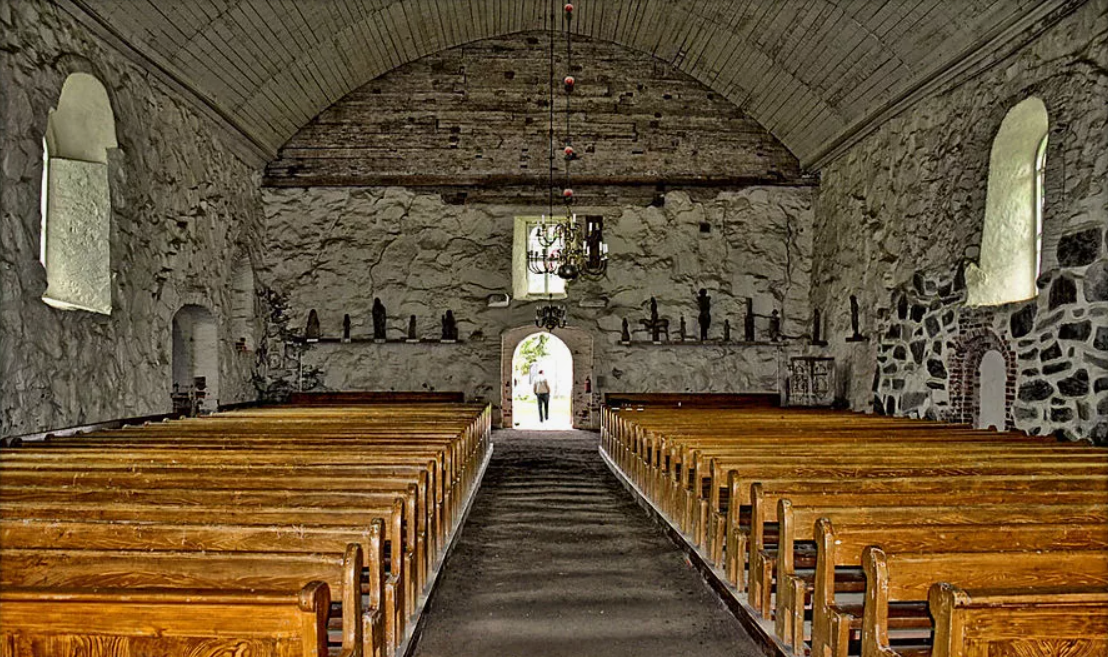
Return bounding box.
[616,340,790,347]
[292,337,465,345]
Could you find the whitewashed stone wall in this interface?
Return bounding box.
[1,0,266,437]
[260,186,815,424]
[809,0,1108,443]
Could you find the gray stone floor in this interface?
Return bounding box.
[411,429,761,657]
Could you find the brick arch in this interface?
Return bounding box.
[948,326,1017,428]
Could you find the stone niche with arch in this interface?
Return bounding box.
[171,304,220,414]
[500,326,595,430]
[229,253,257,352]
[872,257,1103,443]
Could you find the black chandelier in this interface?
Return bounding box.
[535,302,568,330]
[527,2,608,284]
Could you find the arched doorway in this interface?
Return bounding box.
[172,304,219,414]
[976,350,1006,431]
[949,325,1016,429]
[500,325,596,430]
[511,333,573,429]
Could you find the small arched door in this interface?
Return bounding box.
[500,325,595,430]
[172,304,219,413]
[976,349,1006,431]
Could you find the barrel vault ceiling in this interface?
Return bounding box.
[66,0,1080,168]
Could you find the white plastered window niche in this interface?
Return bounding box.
[512,216,568,301]
[966,97,1049,307]
[40,72,117,315]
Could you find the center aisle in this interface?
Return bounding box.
[412,429,761,657]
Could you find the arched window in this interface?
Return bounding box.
[966,97,1049,307]
[40,73,117,314]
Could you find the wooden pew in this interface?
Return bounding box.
[1,400,491,657]
[859,547,1108,657]
[756,500,1108,619]
[0,583,333,657]
[749,486,1107,611]
[0,481,426,607]
[599,403,1108,657]
[798,520,1108,657]
[0,497,409,648]
[1,544,370,657]
[715,473,1108,575]
[928,583,1108,657]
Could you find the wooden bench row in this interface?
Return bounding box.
[0,401,493,657]
[600,404,1108,657]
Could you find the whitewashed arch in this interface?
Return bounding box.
[40,72,117,314]
[967,97,1049,306]
[500,325,595,429]
[230,253,256,351]
[172,304,220,413]
[976,350,1007,431]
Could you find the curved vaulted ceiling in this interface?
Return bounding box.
[73,0,1062,167]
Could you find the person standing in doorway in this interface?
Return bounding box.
[533,369,551,423]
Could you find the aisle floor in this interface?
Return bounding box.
[412,429,762,657]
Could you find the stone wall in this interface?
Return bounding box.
[809,0,1108,443]
[260,31,818,427]
[1,0,266,437]
[259,186,815,426]
[264,31,803,203]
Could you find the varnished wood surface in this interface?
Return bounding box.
[0,401,493,657]
[0,581,331,657]
[601,404,1108,657]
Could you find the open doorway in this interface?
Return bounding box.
[171,304,219,415]
[511,332,573,429]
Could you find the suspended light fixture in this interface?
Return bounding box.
[527,1,608,285]
[535,301,568,330]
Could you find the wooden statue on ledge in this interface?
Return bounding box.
[697,289,711,341]
[305,309,321,342]
[342,314,351,342]
[620,318,631,343]
[407,315,418,342]
[846,295,868,342]
[372,298,387,341]
[744,297,755,342]
[441,310,458,342]
[639,297,669,342]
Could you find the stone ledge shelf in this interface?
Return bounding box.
[617,340,791,347]
[291,337,465,345]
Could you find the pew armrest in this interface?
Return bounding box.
[929,583,1108,657]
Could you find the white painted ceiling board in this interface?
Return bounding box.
[69,0,1079,167]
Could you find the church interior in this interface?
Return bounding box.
[2,1,1107,655]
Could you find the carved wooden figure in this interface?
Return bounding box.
[441,310,457,341]
[342,314,351,342]
[372,298,387,340]
[847,294,867,341]
[305,309,321,341]
[407,315,418,341]
[697,289,711,341]
[639,297,669,342]
[744,298,755,342]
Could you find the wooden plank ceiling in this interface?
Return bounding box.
[74,0,1051,166]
